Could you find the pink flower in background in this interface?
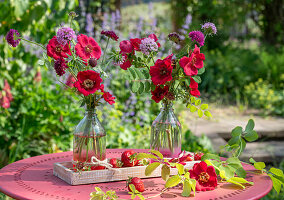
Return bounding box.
[4,80,13,101]
[0,92,10,109]
[148,33,161,47]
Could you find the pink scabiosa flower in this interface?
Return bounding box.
[6,29,21,47]
[188,31,205,46]
[140,37,158,55]
[101,30,119,41]
[74,70,102,96]
[56,27,76,46]
[201,22,217,35]
[54,58,68,76]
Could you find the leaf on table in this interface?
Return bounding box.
[181,179,191,197]
[165,175,181,188]
[161,164,170,181]
[201,153,221,161]
[254,162,266,170]
[145,162,160,176]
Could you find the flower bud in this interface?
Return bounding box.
[89,57,97,67]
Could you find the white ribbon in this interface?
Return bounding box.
[90,156,120,174]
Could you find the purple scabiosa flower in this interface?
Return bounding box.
[54,58,68,76]
[101,30,119,41]
[188,31,205,46]
[201,22,217,35]
[56,27,76,46]
[6,29,21,47]
[140,38,158,55]
[168,32,181,44]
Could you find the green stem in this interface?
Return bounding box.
[101,37,110,69]
[18,37,46,50]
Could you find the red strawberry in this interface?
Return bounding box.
[91,165,106,170]
[127,177,145,192]
[109,158,123,168]
[194,152,204,160]
[121,150,137,167]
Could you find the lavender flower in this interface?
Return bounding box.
[56,27,76,46]
[188,31,205,46]
[140,38,158,55]
[85,13,94,36]
[201,22,217,35]
[6,29,21,47]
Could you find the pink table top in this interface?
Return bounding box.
[0,149,272,200]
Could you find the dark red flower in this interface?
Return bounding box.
[74,70,102,96]
[130,38,142,51]
[101,30,119,41]
[119,40,134,54]
[75,34,101,63]
[148,33,161,47]
[0,92,10,109]
[65,74,76,88]
[150,58,173,85]
[47,36,71,60]
[88,57,97,67]
[54,58,68,76]
[179,45,205,76]
[103,92,115,105]
[6,29,21,47]
[119,53,133,70]
[189,77,200,97]
[188,161,217,191]
[151,85,169,103]
[3,80,13,101]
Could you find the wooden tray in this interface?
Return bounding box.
[53,160,200,185]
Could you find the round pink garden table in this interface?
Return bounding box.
[0,149,272,200]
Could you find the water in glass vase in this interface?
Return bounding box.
[73,134,106,163]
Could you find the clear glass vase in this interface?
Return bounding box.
[73,108,106,166]
[150,102,182,158]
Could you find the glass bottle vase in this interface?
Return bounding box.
[73,109,106,166]
[150,102,182,158]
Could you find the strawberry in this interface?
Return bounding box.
[194,152,204,160]
[109,158,123,168]
[121,150,138,167]
[127,177,145,192]
[91,165,106,170]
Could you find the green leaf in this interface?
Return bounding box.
[245,119,255,132]
[189,179,196,196]
[165,175,181,188]
[181,180,191,197]
[226,179,247,189]
[195,99,201,106]
[145,162,160,176]
[144,81,151,92]
[198,67,205,75]
[136,153,157,160]
[128,68,137,79]
[231,126,243,137]
[249,158,256,164]
[269,168,284,177]
[129,184,136,193]
[229,177,254,185]
[141,68,150,79]
[134,68,145,79]
[190,106,197,112]
[200,104,208,110]
[138,82,144,94]
[204,110,212,118]
[254,162,266,170]
[244,130,258,142]
[136,194,145,200]
[190,97,195,103]
[235,138,246,157]
[131,81,140,93]
[161,164,170,181]
[184,172,190,179]
[235,167,247,178]
[224,166,235,179]
[149,149,164,160]
[268,174,282,194]
[226,157,241,165]
[228,136,240,146]
[176,163,185,175]
[201,153,220,161]
[192,76,201,83]
[198,109,203,118]
[95,187,102,192]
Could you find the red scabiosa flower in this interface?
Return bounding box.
[65,74,76,88]
[74,70,102,96]
[150,58,173,85]
[130,38,142,51]
[103,92,115,105]
[47,36,71,60]
[179,45,205,76]
[119,40,134,54]
[75,34,101,63]
[189,77,200,97]
[54,58,68,76]
[151,85,169,103]
[188,31,205,46]
[101,30,119,41]
[188,161,217,191]
[6,29,21,47]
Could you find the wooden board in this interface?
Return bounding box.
[53,160,200,185]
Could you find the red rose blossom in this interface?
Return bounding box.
[74,70,102,96]
[151,85,169,103]
[47,36,71,60]
[75,34,101,63]
[148,33,161,47]
[130,38,142,51]
[188,161,217,191]
[103,92,115,105]
[189,77,200,97]
[179,45,205,76]
[119,53,133,70]
[119,40,134,54]
[150,57,173,85]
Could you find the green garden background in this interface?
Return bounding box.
[0,0,283,199]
